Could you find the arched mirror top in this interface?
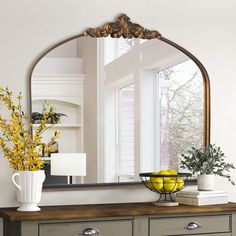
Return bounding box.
[29,14,210,189]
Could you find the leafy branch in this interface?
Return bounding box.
[180,144,235,185]
[0,86,60,171]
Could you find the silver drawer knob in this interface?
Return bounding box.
[185,222,201,230]
[79,228,100,235]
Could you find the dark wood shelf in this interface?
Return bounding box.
[1,202,236,222]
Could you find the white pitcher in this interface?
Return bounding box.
[12,170,45,211]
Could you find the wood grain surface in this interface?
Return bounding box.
[1,202,236,222]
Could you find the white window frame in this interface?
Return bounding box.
[100,36,194,183]
[115,82,135,181]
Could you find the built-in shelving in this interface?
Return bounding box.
[33,123,81,128]
[32,73,85,154]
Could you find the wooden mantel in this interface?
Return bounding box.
[1,202,236,222]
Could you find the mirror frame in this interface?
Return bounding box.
[29,14,210,190]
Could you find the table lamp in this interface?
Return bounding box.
[50,153,86,184]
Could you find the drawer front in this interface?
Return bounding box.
[39,219,133,236]
[150,215,231,236]
[186,234,231,236]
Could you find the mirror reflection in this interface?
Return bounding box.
[31,37,204,186]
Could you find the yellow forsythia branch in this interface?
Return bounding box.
[0,86,60,171]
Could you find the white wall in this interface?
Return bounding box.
[0,0,236,220]
[46,39,78,58]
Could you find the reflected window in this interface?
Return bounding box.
[158,60,203,170]
[118,38,135,57]
[104,37,137,64]
[117,84,135,179]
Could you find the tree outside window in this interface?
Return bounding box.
[159,60,204,170]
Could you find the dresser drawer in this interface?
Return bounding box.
[150,215,231,236]
[184,234,231,236]
[39,219,133,236]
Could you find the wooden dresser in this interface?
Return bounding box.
[1,202,236,236]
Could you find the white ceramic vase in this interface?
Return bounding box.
[197,174,215,191]
[12,170,45,212]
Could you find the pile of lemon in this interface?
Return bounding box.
[146,169,184,192]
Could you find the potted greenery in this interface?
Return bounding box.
[0,86,60,211]
[32,101,67,124]
[31,112,43,124]
[180,144,235,190]
[46,106,67,124]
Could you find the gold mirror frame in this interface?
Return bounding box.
[29,14,210,190]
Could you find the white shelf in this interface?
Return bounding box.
[41,157,51,161]
[33,123,81,128]
[31,75,84,155]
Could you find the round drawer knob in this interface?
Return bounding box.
[79,228,100,235]
[185,222,201,230]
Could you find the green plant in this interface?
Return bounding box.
[32,112,43,123]
[46,106,67,124]
[32,101,67,124]
[180,144,235,185]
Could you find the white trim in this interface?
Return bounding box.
[32,73,85,77]
[134,70,141,181]
[32,123,81,128]
[97,38,105,183]
[154,72,161,170]
[32,97,83,106]
[153,56,189,72]
[115,87,119,180]
[116,82,134,176]
[32,74,85,84]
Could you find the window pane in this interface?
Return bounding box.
[104,38,136,65]
[158,60,203,170]
[119,38,135,56]
[118,84,135,176]
[104,37,118,65]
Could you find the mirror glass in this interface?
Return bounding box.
[31,36,204,186]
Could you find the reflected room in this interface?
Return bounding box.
[31,36,204,186]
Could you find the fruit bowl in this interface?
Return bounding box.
[139,172,192,205]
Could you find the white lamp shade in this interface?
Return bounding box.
[50,153,86,176]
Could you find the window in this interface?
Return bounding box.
[118,38,135,57]
[158,60,203,170]
[102,38,204,182]
[117,84,135,179]
[104,37,136,64]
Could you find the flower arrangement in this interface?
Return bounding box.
[0,86,60,171]
[180,144,235,185]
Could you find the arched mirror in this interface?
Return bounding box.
[29,14,210,188]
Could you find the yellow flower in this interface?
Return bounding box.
[0,86,59,171]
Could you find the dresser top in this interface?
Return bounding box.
[1,202,236,222]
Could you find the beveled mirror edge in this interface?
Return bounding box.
[28,14,210,191]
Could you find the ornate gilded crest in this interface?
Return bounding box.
[83,14,161,39]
